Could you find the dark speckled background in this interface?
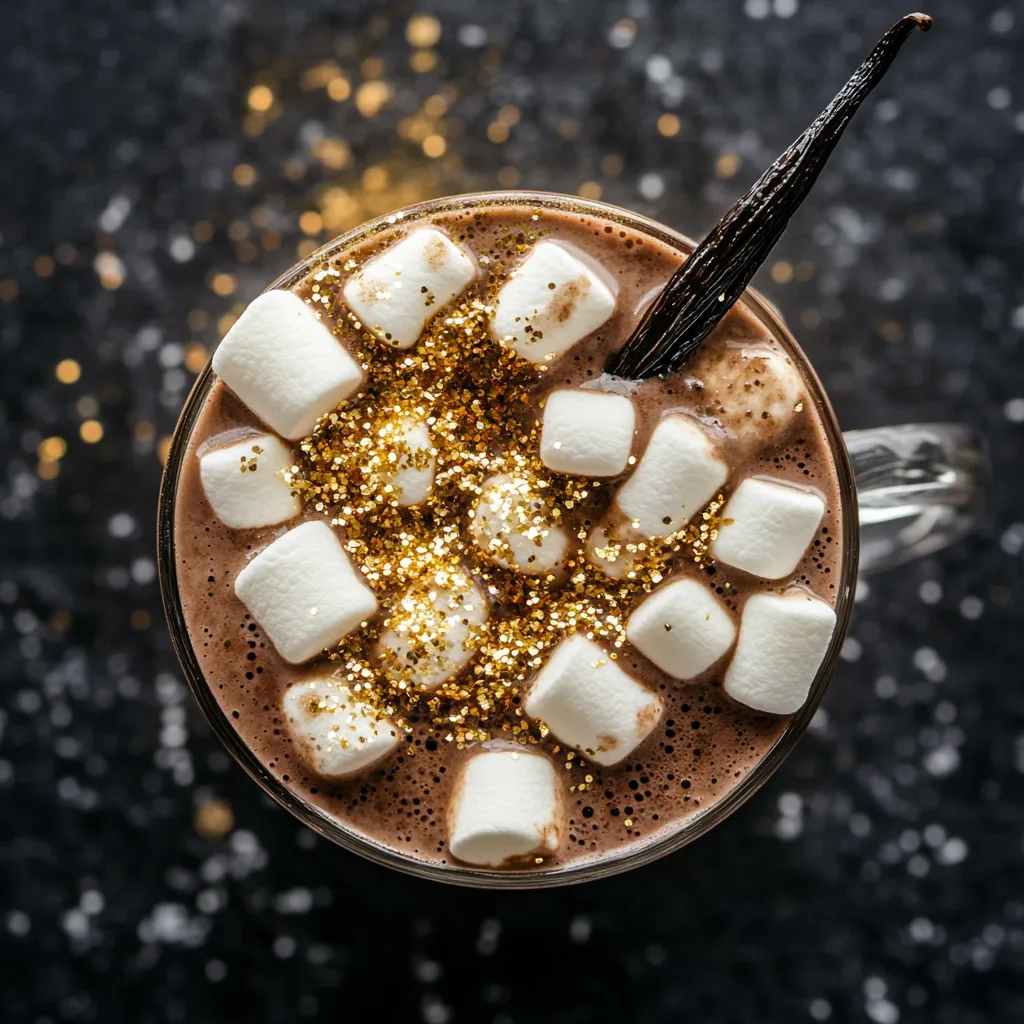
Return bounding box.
[2,1,1023,1021]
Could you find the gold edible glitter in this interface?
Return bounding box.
[286,229,730,747]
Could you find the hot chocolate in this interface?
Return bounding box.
[170,197,846,875]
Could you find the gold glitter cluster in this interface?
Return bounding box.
[286,223,726,748]
[239,443,265,473]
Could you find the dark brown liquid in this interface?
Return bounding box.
[172,203,844,872]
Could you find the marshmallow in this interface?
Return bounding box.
[470,474,568,576]
[626,578,736,679]
[525,635,662,766]
[712,476,825,579]
[448,750,561,867]
[691,343,804,445]
[378,574,487,689]
[616,416,728,537]
[234,520,378,664]
[342,228,476,349]
[199,433,300,530]
[585,523,638,580]
[540,389,635,477]
[212,289,363,440]
[283,679,400,776]
[725,591,837,714]
[492,241,616,364]
[386,419,435,507]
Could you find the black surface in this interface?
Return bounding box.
[2,2,1023,1021]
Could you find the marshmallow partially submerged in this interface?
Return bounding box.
[199,433,300,530]
[470,474,568,576]
[525,635,662,766]
[712,477,825,579]
[234,520,378,664]
[585,523,646,581]
[691,343,804,445]
[378,574,487,689]
[616,416,728,537]
[448,750,561,867]
[541,389,635,477]
[385,419,435,507]
[212,290,363,440]
[493,241,616,364]
[725,591,836,714]
[626,578,736,679]
[283,679,400,776]
[342,228,476,349]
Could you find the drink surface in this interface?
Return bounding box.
[172,200,845,873]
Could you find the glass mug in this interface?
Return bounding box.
[158,192,987,888]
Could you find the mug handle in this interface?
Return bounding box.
[845,423,989,575]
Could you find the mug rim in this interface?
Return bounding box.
[157,190,860,888]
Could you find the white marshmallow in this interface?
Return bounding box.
[199,433,300,530]
[342,228,476,349]
[525,635,662,766]
[492,241,616,364]
[712,476,825,579]
[386,419,435,507]
[626,578,736,679]
[378,574,487,690]
[234,520,378,664]
[725,591,836,714]
[691,343,804,445]
[212,289,363,440]
[470,474,568,576]
[585,523,639,580]
[448,750,561,867]
[616,416,728,537]
[283,679,400,776]
[540,389,635,477]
